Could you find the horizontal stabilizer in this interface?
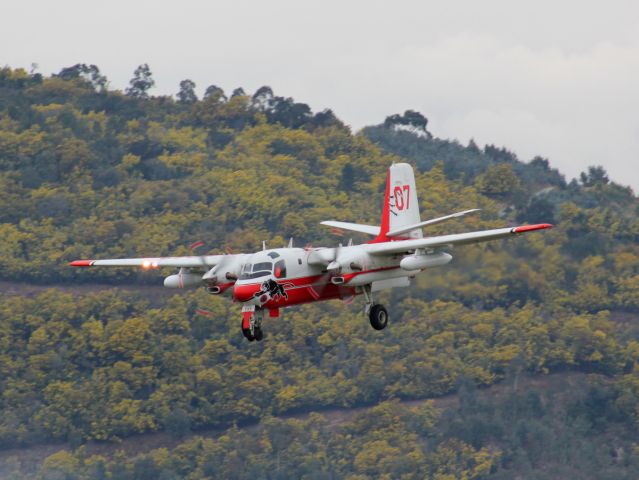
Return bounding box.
[387,209,481,237]
[320,221,381,236]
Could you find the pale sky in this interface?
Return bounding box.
[3,0,638,191]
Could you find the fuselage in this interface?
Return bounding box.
[231,246,408,309]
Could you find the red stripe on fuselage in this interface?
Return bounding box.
[236,266,400,308]
[271,282,357,308]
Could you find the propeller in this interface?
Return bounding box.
[189,240,205,250]
[304,242,351,300]
[326,243,343,275]
[189,240,216,317]
[189,240,237,286]
[187,240,210,273]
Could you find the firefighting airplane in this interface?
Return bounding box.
[70,163,552,342]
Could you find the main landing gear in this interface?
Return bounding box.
[362,285,389,330]
[241,308,264,342]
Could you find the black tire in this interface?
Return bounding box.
[254,328,264,342]
[241,319,255,341]
[242,329,255,341]
[369,304,388,330]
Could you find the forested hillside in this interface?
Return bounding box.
[1,65,638,479]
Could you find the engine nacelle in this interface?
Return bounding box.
[307,248,336,266]
[400,252,452,271]
[333,251,371,274]
[164,272,202,288]
[202,256,244,285]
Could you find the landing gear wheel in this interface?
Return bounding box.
[241,310,264,342]
[242,327,255,341]
[254,328,264,342]
[369,304,388,330]
[241,317,255,341]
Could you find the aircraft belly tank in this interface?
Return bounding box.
[400,252,452,271]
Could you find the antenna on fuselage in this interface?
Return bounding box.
[262,241,266,251]
[288,237,294,248]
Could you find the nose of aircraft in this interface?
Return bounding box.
[233,283,261,303]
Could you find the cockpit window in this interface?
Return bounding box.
[252,262,272,273]
[267,252,280,259]
[239,261,273,280]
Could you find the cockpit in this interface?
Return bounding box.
[239,261,272,280]
[238,252,287,280]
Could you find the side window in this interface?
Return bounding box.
[274,260,287,279]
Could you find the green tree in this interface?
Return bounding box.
[177,79,197,104]
[125,63,155,98]
[580,165,610,186]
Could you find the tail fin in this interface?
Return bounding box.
[371,163,422,243]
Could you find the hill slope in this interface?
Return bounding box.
[0,66,638,478]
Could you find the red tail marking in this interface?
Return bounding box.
[512,223,553,233]
[69,260,94,267]
[369,169,391,244]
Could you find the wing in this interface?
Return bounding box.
[366,223,553,256]
[320,221,380,236]
[69,255,228,269]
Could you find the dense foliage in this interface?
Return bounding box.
[8,375,639,479]
[2,289,636,449]
[0,65,638,478]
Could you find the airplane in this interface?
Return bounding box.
[70,163,552,342]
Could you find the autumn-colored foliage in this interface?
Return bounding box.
[0,65,638,478]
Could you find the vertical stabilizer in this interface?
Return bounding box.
[370,163,422,243]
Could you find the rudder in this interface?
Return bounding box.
[371,163,422,243]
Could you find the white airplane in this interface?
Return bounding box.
[71,163,552,342]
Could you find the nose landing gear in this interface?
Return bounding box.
[241,307,264,342]
[362,284,389,330]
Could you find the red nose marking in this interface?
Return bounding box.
[233,283,261,302]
